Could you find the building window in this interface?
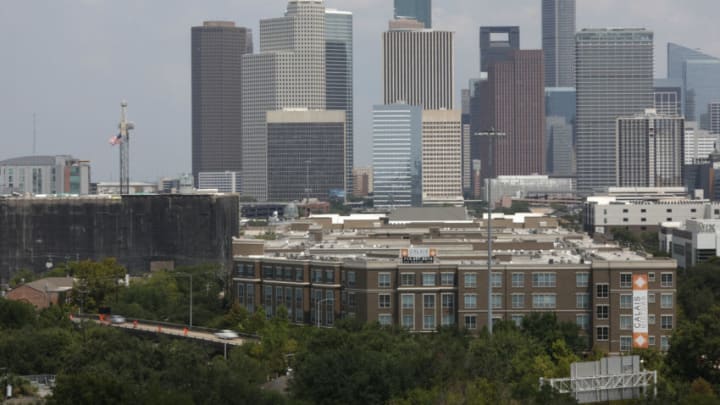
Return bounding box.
[648,272,655,282]
[661,273,673,287]
[576,272,589,288]
[423,294,435,309]
[661,336,669,351]
[491,272,502,288]
[576,314,590,330]
[649,335,656,346]
[661,293,673,309]
[620,294,632,309]
[378,314,392,326]
[378,272,391,288]
[511,273,524,288]
[402,314,414,329]
[620,315,632,330]
[423,315,436,330]
[422,273,436,287]
[649,314,656,324]
[511,293,525,309]
[532,273,556,288]
[511,315,524,327]
[402,294,414,309]
[441,273,455,286]
[532,294,556,309]
[378,293,391,309]
[661,315,673,330]
[400,273,415,286]
[263,265,273,279]
[649,293,656,304]
[464,294,478,309]
[620,336,632,352]
[325,270,335,283]
[491,294,502,309]
[464,315,477,330]
[596,283,609,298]
[620,273,632,288]
[596,305,609,320]
[464,273,477,288]
[576,293,590,309]
[597,326,609,341]
[296,268,305,282]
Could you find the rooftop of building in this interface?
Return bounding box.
[0,155,83,166]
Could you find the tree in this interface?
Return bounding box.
[69,258,126,312]
[0,298,36,329]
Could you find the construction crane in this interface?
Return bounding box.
[109,101,135,194]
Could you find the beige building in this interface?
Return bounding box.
[352,167,373,197]
[422,110,463,204]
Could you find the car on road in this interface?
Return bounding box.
[110,315,126,324]
[214,329,239,340]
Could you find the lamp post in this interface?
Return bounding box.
[474,127,506,335]
[315,297,334,328]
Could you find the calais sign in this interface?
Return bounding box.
[632,274,649,349]
[400,248,437,264]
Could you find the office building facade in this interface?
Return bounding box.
[0,155,91,195]
[266,110,345,202]
[546,87,576,176]
[575,29,654,194]
[653,79,683,117]
[709,102,720,135]
[393,0,432,28]
[422,110,463,204]
[191,22,253,186]
[479,26,520,73]
[373,105,423,208]
[542,0,575,87]
[667,43,720,127]
[198,171,241,193]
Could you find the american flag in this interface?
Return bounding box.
[109,133,122,146]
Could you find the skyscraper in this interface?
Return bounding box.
[393,0,432,29]
[616,109,684,187]
[709,103,720,135]
[545,87,576,176]
[325,9,354,195]
[191,21,252,186]
[422,110,463,204]
[373,104,423,208]
[479,26,520,73]
[653,79,683,117]
[542,0,576,87]
[478,50,545,178]
[667,43,720,127]
[383,28,454,109]
[242,0,326,201]
[575,29,654,194]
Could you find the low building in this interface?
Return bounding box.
[95,182,159,195]
[660,219,720,269]
[0,155,91,195]
[6,277,74,309]
[198,172,240,193]
[484,175,575,204]
[352,167,373,197]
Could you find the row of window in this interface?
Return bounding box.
[596,328,670,351]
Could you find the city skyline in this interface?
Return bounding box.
[2,0,720,182]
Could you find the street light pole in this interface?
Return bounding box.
[474,127,506,335]
[315,297,334,328]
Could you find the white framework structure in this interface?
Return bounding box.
[541,371,657,404]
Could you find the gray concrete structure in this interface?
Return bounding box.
[484,175,574,204]
[661,219,720,269]
[542,0,575,87]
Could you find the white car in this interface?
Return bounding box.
[214,329,239,340]
[110,315,126,324]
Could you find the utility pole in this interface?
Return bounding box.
[474,127,506,335]
[117,101,135,195]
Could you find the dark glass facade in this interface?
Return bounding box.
[479,26,520,73]
[393,0,432,28]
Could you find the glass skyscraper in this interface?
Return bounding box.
[667,43,720,127]
[542,0,576,87]
[393,0,431,29]
[545,88,576,176]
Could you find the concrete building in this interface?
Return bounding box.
[575,29,654,195]
[478,50,545,178]
[546,88,576,176]
[373,104,423,208]
[484,175,575,205]
[382,28,454,110]
[653,79,683,117]
[422,110,463,205]
[542,0,576,88]
[352,167,373,197]
[709,102,720,135]
[242,0,327,201]
[479,26,520,73]
[684,121,717,165]
[191,21,253,186]
[198,171,242,193]
[393,0,431,28]
[325,9,354,194]
[684,149,720,202]
[232,213,676,353]
[266,110,346,202]
[660,219,720,269]
[0,155,90,195]
[616,109,685,188]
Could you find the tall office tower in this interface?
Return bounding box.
[325,9,354,194]
[242,0,326,201]
[393,0,432,29]
[653,79,683,116]
[266,110,345,201]
[616,109,684,187]
[545,87,576,176]
[542,0,575,87]
[478,50,545,178]
[575,29,653,194]
[709,103,720,135]
[191,22,253,186]
[667,43,720,127]
[422,110,463,204]
[373,105,423,208]
[383,28,454,109]
[684,122,717,164]
[479,26,520,73]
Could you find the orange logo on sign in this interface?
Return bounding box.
[633,274,648,291]
[633,332,649,349]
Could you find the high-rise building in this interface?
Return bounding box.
[479,26,520,73]
[478,50,545,178]
[616,109,684,188]
[575,29,654,194]
[422,110,463,204]
[242,0,327,201]
[393,0,432,29]
[709,103,720,135]
[325,9,354,194]
[383,28,454,109]
[352,167,373,197]
[266,110,346,202]
[198,172,242,193]
[684,121,718,165]
[667,43,720,127]
[542,0,575,87]
[191,22,253,186]
[373,104,423,208]
[0,155,91,195]
[545,88,576,176]
[653,79,683,117]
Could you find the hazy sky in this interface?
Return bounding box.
[2,0,719,182]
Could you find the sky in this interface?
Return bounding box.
[2,0,720,183]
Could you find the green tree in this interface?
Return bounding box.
[69,258,127,312]
[0,298,36,329]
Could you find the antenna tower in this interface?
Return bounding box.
[118,101,135,194]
